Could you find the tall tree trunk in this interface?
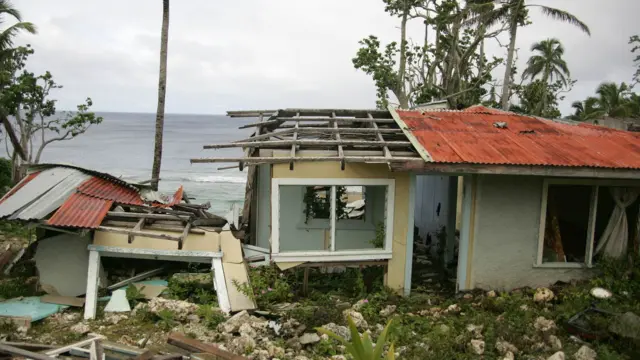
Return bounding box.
[500,0,522,110]
[397,3,409,108]
[151,0,170,191]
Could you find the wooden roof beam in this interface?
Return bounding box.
[290,113,299,170]
[332,112,345,170]
[204,139,412,149]
[191,156,423,164]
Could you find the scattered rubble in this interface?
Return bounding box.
[487,290,497,298]
[547,334,563,350]
[574,345,597,360]
[548,351,566,360]
[534,316,557,333]
[145,298,199,321]
[468,339,485,355]
[495,339,518,354]
[379,305,396,317]
[534,287,555,303]
[342,309,368,329]
[299,333,321,345]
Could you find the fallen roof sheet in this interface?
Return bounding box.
[0,167,79,218]
[47,192,113,229]
[78,176,143,205]
[10,171,91,221]
[394,105,640,169]
[0,171,39,205]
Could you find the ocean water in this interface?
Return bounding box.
[38,112,254,216]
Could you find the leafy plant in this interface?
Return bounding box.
[317,316,396,359]
[125,285,146,308]
[370,222,385,248]
[197,305,226,330]
[156,309,177,331]
[234,264,293,308]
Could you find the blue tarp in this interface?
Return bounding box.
[0,297,68,322]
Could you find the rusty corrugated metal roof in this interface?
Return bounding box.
[77,176,143,205]
[48,192,113,228]
[395,106,640,169]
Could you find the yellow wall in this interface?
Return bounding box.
[93,228,220,252]
[272,162,410,294]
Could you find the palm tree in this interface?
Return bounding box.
[151,0,169,191]
[0,1,36,164]
[595,82,633,118]
[522,38,569,86]
[567,97,604,121]
[467,0,590,110]
[0,0,36,61]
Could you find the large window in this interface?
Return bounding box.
[271,178,395,262]
[536,180,640,268]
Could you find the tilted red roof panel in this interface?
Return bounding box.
[397,106,640,169]
[77,176,143,205]
[48,192,113,228]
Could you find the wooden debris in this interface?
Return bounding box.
[167,333,246,360]
[41,295,85,307]
[0,342,57,360]
[106,268,164,291]
[0,341,56,352]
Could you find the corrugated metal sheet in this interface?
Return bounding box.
[48,192,113,228]
[77,176,143,205]
[0,168,79,218]
[0,171,39,205]
[11,171,91,220]
[396,106,640,169]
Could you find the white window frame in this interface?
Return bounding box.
[271,178,395,262]
[535,178,639,268]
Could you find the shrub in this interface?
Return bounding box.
[317,316,396,359]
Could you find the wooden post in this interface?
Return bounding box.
[84,250,101,320]
[303,267,309,296]
[211,258,231,314]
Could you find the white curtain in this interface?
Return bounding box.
[595,187,640,259]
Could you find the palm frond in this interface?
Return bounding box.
[0,22,37,50]
[536,5,591,35]
[0,0,22,21]
[463,3,510,29]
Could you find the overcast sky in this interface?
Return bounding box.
[14,0,640,116]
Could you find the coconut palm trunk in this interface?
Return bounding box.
[500,0,523,110]
[151,0,170,191]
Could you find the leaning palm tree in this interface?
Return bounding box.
[466,0,590,110]
[567,97,604,122]
[151,0,169,191]
[0,0,36,61]
[595,82,633,118]
[522,38,569,86]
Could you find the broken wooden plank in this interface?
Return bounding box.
[41,295,85,307]
[103,220,206,235]
[129,218,146,244]
[178,222,191,250]
[153,354,184,360]
[0,342,57,360]
[45,335,105,356]
[290,115,299,170]
[167,333,246,360]
[106,211,192,221]
[97,226,182,242]
[204,139,412,149]
[369,113,393,161]
[106,268,164,291]
[0,341,56,352]
[134,350,157,360]
[191,156,423,164]
[331,112,345,170]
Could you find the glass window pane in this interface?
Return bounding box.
[279,185,329,252]
[542,185,591,263]
[335,185,387,251]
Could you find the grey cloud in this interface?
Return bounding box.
[13,0,639,116]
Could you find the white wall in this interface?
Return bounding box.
[467,175,592,290]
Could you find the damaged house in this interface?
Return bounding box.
[0,164,255,323]
[192,105,640,293]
